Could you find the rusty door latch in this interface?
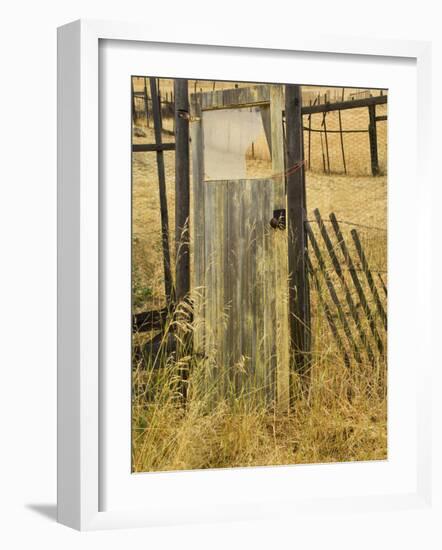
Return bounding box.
[270,209,286,230]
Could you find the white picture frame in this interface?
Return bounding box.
[57,19,432,531]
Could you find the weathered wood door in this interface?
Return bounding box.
[190,85,290,408]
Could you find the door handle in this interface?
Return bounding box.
[270,209,286,230]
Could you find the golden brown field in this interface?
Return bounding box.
[131,80,387,473]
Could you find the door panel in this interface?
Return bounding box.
[190,85,290,407]
[204,179,277,405]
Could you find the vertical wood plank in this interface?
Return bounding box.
[251,180,263,402]
[271,85,290,412]
[214,182,225,399]
[249,181,259,400]
[222,181,232,397]
[263,181,277,404]
[229,181,242,396]
[190,93,205,353]
[204,181,216,391]
[271,86,285,205]
[241,181,253,399]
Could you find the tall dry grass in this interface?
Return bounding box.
[132,286,387,473]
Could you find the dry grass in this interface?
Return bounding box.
[131,82,387,472]
[132,304,387,472]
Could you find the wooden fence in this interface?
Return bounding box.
[306,208,387,367]
[132,77,175,132]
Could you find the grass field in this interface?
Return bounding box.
[131,81,387,473]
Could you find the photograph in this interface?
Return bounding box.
[2,1,437,543]
[131,76,388,473]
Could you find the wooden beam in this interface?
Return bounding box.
[143,77,150,128]
[193,85,387,116]
[198,84,270,111]
[131,79,136,123]
[338,110,347,174]
[271,86,285,208]
[285,84,310,376]
[321,110,330,173]
[132,308,170,332]
[368,104,379,176]
[190,93,205,354]
[149,77,174,305]
[307,100,312,169]
[174,79,191,404]
[132,143,175,153]
[174,79,191,304]
[260,105,272,155]
[301,94,387,115]
[270,85,290,412]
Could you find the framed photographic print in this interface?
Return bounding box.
[57,19,432,530]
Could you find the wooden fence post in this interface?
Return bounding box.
[270,85,290,412]
[174,79,190,305]
[131,78,136,124]
[338,87,346,175]
[143,77,150,128]
[368,104,379,175]
[308,100,312,170]
[174,79,191,401]
[149,77,174,306]
[321,97,330,173]
[285,84,310,377]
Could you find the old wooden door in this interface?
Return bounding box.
[190,85,290,409]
